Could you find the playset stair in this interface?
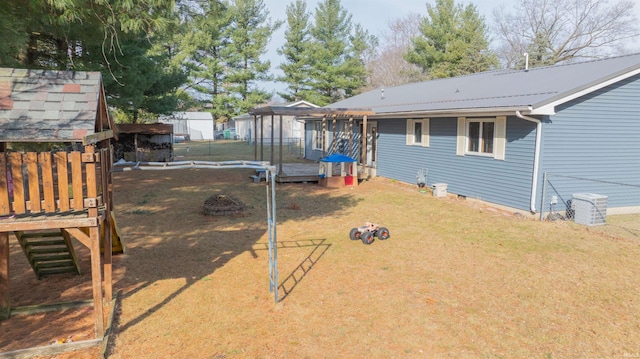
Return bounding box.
[14,230,81,280]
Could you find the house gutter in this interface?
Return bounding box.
[515,110,542,213]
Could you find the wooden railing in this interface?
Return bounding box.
[0,147,110,216]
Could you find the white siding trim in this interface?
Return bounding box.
[456,117,466,156]
[406,119,429,147]
[406,119,413,145]
[494,116,506,160]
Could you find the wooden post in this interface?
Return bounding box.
[321,116,327,158]
[253,115,258,161]
[332,115,337,154]
[134,134,139,162]
[101,148,113,302]
[89,226,104,337]
[361,115,368,168]
[0,231,9,320]
[260,115,264,162]
[348,117,353,158]
[85,145,104,337]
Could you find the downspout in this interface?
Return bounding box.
[516,111,541,213]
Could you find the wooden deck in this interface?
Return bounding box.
[275,163,320,183]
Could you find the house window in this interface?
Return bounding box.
[414,122,422,144]
[456,116,506,160]
[467,120,494,154]
[406,119,429,147]
[312,121,323,150]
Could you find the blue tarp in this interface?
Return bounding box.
[320,154,357,163]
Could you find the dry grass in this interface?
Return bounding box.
[2,141,640,358]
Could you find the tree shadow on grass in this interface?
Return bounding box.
[102,168,360,355]
[2,155,363,353]
[108,227,266,338]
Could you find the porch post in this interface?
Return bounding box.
[253,115,258,161]
[321,116,327,157]
[348,117,353,158]
[332,115,337,154]
[361,115,368,167]
[260,115,264,162]
[0,231,9,320]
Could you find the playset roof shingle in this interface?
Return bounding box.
[0,68,109,142]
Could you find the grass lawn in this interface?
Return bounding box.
[2,140,639,358]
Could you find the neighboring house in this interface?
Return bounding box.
[313,53,640,215]
[159,112,214,140]
[234,100,318,144]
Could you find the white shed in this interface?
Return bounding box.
[160,112,215,140]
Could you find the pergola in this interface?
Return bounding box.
[247,106,375,176]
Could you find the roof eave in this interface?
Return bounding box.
[530,65,640,116]
[249,106,374,117]
[364,106,533,119]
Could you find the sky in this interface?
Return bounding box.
[260,0,640,95]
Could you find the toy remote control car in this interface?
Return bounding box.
[349,222,390,245]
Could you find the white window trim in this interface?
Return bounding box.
[456,116,506,160]
[406,119,430,147]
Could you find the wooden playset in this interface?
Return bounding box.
[0,68,116,338]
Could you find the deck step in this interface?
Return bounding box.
[14,230,82,279]
[34,260,75,268]
[37,266,79,277]
[30,253,74,262]
[18,231,62,239]
[25,239,70,247]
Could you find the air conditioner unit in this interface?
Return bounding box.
[571,193,607,226]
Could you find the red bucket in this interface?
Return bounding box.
[344,175,355,186]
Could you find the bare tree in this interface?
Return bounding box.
[366,13,426,89]
[493,0,640,69]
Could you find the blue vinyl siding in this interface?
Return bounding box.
[538,74,640,209]
[377,117,537,211]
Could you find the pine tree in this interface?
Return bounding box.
[101,33,186,123]
[302,0,374,105]
[225,0,282,115]
[0,0,184,123]
[177,0,233,122]
[277,0,312,102]
[405,0,498,79]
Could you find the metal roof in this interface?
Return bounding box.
[166,112,214,121]
[237,100,321,121]
[249,106,374,117]
[327,53,640,117]
[0,68,112,142]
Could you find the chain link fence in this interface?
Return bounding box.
[247,137,304,158]
[540,173,640,227]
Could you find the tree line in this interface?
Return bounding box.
[1,0,637,124]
